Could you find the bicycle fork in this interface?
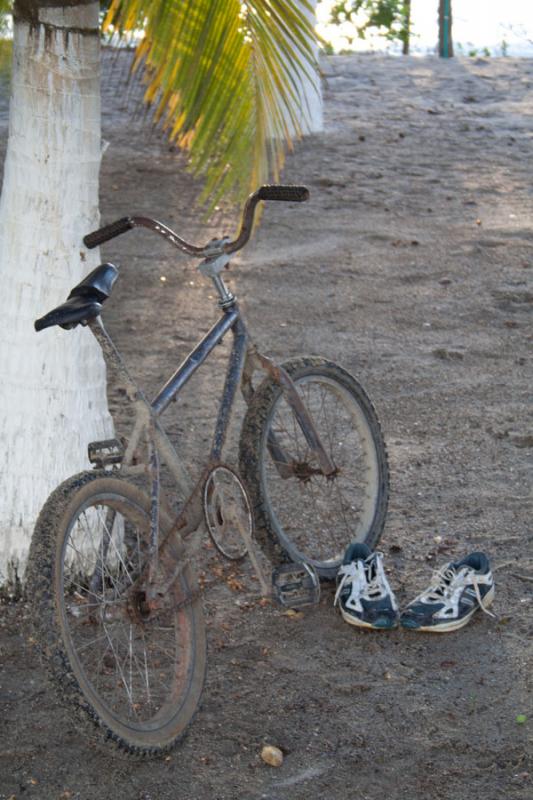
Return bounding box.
[243,346,337,480]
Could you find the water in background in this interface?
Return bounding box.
[317,0,533,57]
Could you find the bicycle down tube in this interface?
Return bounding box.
[91,305,335,498]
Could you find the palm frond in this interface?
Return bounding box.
[104,0,320,209]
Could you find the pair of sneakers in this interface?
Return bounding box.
[334,543,495,632]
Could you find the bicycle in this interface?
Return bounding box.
[27,185,389,756]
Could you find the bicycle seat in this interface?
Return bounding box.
[34,263,118,332]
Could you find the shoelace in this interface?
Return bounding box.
[334,554,385,607]
[469,571,496,618]
[334,562,357,607]
[425,565,495,618]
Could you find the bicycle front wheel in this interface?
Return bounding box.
[27,472,206,757]
[239,357,389,579]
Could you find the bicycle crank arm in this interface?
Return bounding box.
[130,485,203,606]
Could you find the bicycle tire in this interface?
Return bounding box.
[26,471,206,757]
[239,357,389,580]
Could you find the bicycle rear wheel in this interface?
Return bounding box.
[27,471,206,757]
[239,357,389,580]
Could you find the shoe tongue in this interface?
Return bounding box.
[365,556,378,583]
[453,552,487,573]
[432,564,457,596]
[343,542,372,565]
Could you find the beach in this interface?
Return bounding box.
[0,51,532,799]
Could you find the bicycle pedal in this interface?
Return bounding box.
[272,562,320,609]
[88,438,124,469]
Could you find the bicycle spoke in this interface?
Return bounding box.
[60,489,199,729]
[99,508,135,586]
[102,622,135,710]
[263,373,381,563]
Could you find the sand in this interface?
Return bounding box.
[1,51,532,799]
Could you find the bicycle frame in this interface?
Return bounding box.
[88,306,250,531]
[86,263,336,601]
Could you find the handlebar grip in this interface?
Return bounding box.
[257,185,309,203]
[83,217,134,249]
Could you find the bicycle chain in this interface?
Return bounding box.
[145,568,260,619]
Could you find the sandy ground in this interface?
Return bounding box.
[1,52,533,799]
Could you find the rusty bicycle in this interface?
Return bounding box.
[27,185,389,756]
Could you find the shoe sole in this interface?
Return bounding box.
[401,585,495,632]
[339,608,398,631]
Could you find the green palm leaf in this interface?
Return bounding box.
[105,0,319,208]
[0,0,12,73]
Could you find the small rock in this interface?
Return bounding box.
[282,609,304,619]
[508,431,533,448]
[261,745,284,767]
[432,348,464,361]
[315,177,346,188]
[493,288,533,305]
[438,277,452,286]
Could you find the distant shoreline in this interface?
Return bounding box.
[321,48,533,59]
[322,43,533,58]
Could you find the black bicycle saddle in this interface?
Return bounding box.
[34,263,119,332]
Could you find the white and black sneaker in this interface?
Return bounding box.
[334,543,398,630]
[400,552,495,632]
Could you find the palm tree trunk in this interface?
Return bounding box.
[0,0,112,586]
[292,0,322,134]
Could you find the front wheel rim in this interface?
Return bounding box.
[260,373,383,568]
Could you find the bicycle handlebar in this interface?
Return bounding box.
[83,217,135,249]
[256,185,309,202]
[83,184,309,257]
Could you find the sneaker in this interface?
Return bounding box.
[400,552,495,632]
[334,543,398,630]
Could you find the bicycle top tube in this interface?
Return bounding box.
[83,184,309,258]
